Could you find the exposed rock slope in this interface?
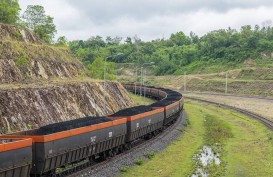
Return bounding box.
[0,82,132,134]
[0,24,84,83]
[0,24,133,134]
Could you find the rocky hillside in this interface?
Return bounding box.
[0,24,133,134]
[0,24,85,83]
[0,82,132,134]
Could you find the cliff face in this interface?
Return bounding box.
[0,24,133,134]
[0,82,132,134]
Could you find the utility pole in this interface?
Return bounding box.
[135,68,137,95]
[140,67,143,96]
[225,72,228,94]
[184,72,186,92]
[143,69,146,98]
[103,57,107,114]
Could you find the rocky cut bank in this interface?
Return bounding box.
[0,24,133,134]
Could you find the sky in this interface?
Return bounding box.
[19,0,273,41]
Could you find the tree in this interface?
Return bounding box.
[87,57,116,80]
[169,31,191,46]
[55,36,68,47]
[22,5,56,43]
[0,0,20,24]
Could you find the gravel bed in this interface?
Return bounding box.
[71,111,187,177]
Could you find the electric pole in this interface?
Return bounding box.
[225,72,228,94]
[184,72,186,92]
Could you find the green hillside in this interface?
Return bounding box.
[69,25,273,76]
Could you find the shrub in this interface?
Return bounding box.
[145,151,156,159]
[120,166,129,172]
[135,158,144,165]
[15,56,29,66]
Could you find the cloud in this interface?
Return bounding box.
[18,0,273,41]
[65,0,273,23]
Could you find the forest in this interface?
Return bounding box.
[69,24,273,75]
[1,0,273,77]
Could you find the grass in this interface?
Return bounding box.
[1,39,79,63]
[119,100,273,177]
[145,151,156,160]
[134,158,144,166]
[128,93,155,106]
[15,56,29,66]
[204,114,233,146]
[120,101,205,176]
[120,166,129,173]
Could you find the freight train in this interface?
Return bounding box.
[0,85,183,177]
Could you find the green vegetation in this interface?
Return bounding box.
[204,114,233,146]
[15,56,29,66]
[1,40,79,63]
[145,151,156,160]
[0,0,20,25]
[87,57,116,80]
[22,5,56,43]
[69,25,273,76]
[120,100,273,177]
[120,166,129,173]
[134,158,144,166]
[128,93,155,106]
[55,36,68,47]
[0,1,57,44]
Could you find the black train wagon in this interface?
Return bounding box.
[151,100,181,126]
[2,117,127,176]
[0,138,32,177]
[179,96,184,110]
[124,85,140,95]
[145,87,160,99]
[109,106,165,143]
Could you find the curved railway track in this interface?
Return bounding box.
[57,95,272,176]
[186,97,273,130]
[184,91,273,102]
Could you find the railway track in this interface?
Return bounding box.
[184,91,273,102]
[64,112,184,177]
[186,97,273,130]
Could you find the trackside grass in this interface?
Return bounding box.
[119,100,273,177]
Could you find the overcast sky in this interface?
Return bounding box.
[19,0,273,41]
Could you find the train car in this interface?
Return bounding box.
[0,138,32,177]
[1,117,127,176]
[125,84,183,126]
[109,105,165,144]
[0,84,183,177]
[124,85,166,100]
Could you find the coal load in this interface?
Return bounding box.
[166,91,180,95]
[144,85,156,88]
[164,96,181,101]
[150,100,174,107]
[160,88,173,93]
[110,105,153,117]
[35,117,111,135]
